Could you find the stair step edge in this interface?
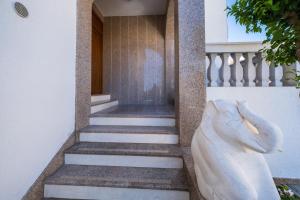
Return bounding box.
[65,142,182,157]
[91,100,118,106]
[91,95,111,102]
[90,114,175,119]
[44,165,189,191]
[79,125,178,134]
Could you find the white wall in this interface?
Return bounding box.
[207,87,300,179]
[205,0,228,43]
[0,1,77,199]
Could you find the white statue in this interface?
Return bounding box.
[191,100,283,200]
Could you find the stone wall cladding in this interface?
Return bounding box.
[175,0,207,147]
[75,0,93,131]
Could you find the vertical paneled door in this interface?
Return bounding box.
[103,16,166,105]
[91,11,103,95]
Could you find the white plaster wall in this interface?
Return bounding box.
[207,87,300,179]
[0,1,77,199]
[205,0,228,43]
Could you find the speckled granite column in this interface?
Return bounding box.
[174,0,206,147]
[76,0,93,131]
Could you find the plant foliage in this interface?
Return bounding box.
[277,185,300,200]
[227,0,300,86]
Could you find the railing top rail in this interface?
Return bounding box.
[206,42,264,53]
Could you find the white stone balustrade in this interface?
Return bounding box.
[256,55,270,87]
[205,42,297,87]
[243,53,256,87]
[220,53,231,87]
[232,53,244,87]
[207,53,219,87]
[270,64,283,87]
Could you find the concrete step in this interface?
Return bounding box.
[91,95,111,103]
[44,165,189,200]
[79,125,179,144]
[44,199,85,200]
[91,105,175,118]
[89,105,175,127]
[89,116,175,127]
[91,100,118,114]
[65,142,183,168]
[91,99,112,106]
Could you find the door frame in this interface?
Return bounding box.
[75,0,207,147]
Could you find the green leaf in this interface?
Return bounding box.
[227,0,298,68]
[271,3,280,12]
[265,0,273,7]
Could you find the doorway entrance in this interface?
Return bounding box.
[91,9,103,95]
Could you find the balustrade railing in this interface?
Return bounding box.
[206,42,299,87]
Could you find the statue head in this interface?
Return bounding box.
[203,100,283,153]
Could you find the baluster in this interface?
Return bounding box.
[232,53,244,87]
[297,61,300,86]
[270,64,283,86]
[208,53,218,87]
[215,55,223,86]
[297,61,300,74]
[282,63,296,86]
[257,55,270,87]
[243,53,256,87]
[220,53,231,87]
[205,55,210,86]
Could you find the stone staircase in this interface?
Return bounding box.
[43,95,190,200]
[90,95,118,114]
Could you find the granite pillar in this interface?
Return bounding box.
[75,0,93,131]
[174,0,206,147]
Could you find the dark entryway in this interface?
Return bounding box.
[91,10,103,95]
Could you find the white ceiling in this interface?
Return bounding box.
[94,0,168,17]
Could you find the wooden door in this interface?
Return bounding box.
[91,11,103,94]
